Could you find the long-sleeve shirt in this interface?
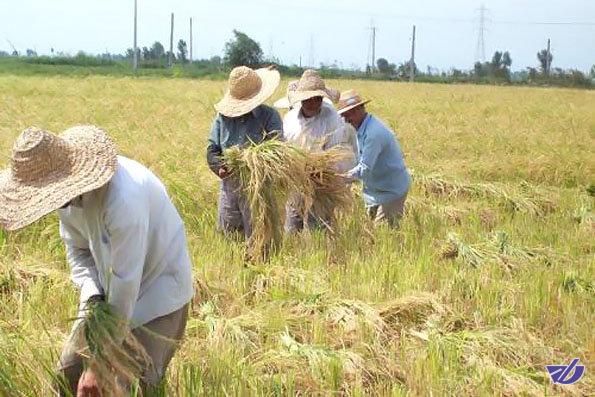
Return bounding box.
[206,105,283,175]
[347,114,411,206]
[283,101,357,172]
[58,156,194,327]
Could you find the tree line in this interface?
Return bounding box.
[2,29,593,88]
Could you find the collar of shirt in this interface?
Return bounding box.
[358,113,372,136]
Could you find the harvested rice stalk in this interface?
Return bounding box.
[441,231,564,269]
[72,301,151,397]
[224,139,310,262]
[300,147,354,233]
[224,139,353,261]
[378,293,448,332]
[439,232,494,267]
[413,172,556,216]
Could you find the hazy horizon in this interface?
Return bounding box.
[1,0,594,72]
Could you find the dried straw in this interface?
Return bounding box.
[224,139,353,262]
[72,301,151,397]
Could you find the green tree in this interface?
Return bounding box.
[376,58,396,75]
[177,39,188,63]
[141,46,151,60]
[590,65,595,79]
[224,30,263,67]
[537,49,553,75]
[376,58,389,73]
[489,51,512,81]
[150,41,165,60]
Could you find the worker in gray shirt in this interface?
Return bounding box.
[207,66,282,238]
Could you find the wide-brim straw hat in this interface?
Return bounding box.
[336,89,371,115]
[288,69,336,106]
[273,80,299,109]
[0,125,118,231]
[215,66,281,117]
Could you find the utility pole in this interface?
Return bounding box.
[168,13,174,68]
[546,38,551,76]
[308,35,315,68]
[475,4,488,62]
[189,17,193,64]
[371,22,377,72]
[133,0,138,71]
[409,25,416,82]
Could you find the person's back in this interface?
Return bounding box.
[59,155,193,325]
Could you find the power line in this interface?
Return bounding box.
[246,1,595,27]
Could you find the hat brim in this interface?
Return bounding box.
[337,99,371,115]
[215,68,281,117]
[273,96,291,109]
[288,89,332,106]
[0,126,118,231]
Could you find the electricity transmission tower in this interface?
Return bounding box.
[475,4,489,62]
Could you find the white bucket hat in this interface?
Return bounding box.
[0,125,118,231]
[215,66,281,117]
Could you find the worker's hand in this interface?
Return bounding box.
[77,370,101,397]
[339,173,356,184]
[218,166,232,179]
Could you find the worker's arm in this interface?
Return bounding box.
[59,216,103,310]
[104,194,149,325]
[347,129,384,181]
[206,115,226,176]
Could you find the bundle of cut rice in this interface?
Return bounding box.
[224,139,353,261]
[224,139,310,261]
[72,301,151,396]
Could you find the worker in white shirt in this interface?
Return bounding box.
[0,126,194,396]
[280,69,357,232]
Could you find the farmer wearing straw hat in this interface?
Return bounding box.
[207,66,283,239]
[274,79,340,111]
[338,90,411,227]
[281,69,357,232]
[0,126,194,395]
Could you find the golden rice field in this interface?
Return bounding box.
[0,74,594,396]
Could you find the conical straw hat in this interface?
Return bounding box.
[0,125,118,231]
[288,69,336,106]
[215,66,281,117]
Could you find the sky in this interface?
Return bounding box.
[1,0,594,72]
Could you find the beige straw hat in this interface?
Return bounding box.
[215,66,281,117]
[273,80,299,109]
[275,80,340,109]
[288,69,336,106]
[336,89,371,115]
[0,125,118,231]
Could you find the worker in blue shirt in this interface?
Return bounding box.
[337,89,411,227]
